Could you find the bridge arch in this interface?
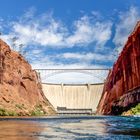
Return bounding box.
[35,69,110,84]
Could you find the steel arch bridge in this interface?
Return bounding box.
[35,68,110,84]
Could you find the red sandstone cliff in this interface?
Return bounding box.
[97,21,140,115]
[0,39,55,115]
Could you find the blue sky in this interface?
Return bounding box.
[0,0,140,83]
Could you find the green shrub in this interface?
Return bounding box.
[131,103,140,115]
[30,104,45,116]
[15,104,25,110]
[0,108,6,116]
[7,110,17,116]
[0,108,17,116]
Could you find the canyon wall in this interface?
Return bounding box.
[97,21,140,115]
[42,83,103,112]
[0,39,55,115]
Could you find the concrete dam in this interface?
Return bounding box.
[42,83,104,114]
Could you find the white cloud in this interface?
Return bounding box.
[30,51,109,70]
[1,10,112,50]
[0,9,113,84]
[66,16,112,47]
[9,16,67,47]
[57,52,114,64]
[0,18,4,31]
[91,11,101,19]
[113,6,140,53]
[0,6,138,84]
[32,62,106,70]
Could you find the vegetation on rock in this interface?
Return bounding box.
[15,104,26,110]
[122,103,140,116]
[131,103,140,115]
[30,104,46,116]
[0,104,47,116]
[0,108,17,116]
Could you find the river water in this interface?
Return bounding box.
[0,116,140,140]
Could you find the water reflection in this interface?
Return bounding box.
[0,120,43,140]
[0,116,139,140]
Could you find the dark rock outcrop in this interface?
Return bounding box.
[111,86,140,115]
[97,21,140,115]
[0,39,55,115]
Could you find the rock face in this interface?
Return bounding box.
[0,39,55,115]
[97,21,140,115]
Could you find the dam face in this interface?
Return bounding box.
[42,83,104,114]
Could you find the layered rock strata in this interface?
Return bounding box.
[97,21,140,115]
[0,39,55,115]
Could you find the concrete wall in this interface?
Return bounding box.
[42,83,104,112]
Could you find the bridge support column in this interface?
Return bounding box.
[61,83,64,107]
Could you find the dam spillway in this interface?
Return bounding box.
[42,83,104,114]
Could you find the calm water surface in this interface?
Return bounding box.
[0,116,140,140]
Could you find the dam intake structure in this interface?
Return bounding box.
[35,69,109,115]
